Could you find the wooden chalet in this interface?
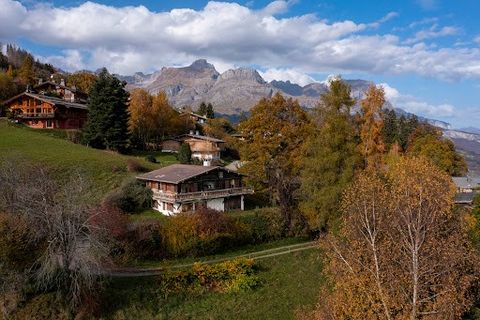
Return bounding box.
[162,132,225,166]
[137,164,253,215]
[2,80,88,129]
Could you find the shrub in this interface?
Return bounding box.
[235,208,284,243]
[158,258,259,296]
[144,154,157,163]
[105,179,152,213]
[177,143,192,164]
[126,159,148,173]
[65,129,83,144]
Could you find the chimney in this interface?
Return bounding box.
[195,130,200,136]
[60,79,65,86]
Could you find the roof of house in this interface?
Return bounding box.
[2,92,88,110]
[179,111,208,120]
[454,192,477,204]
[178,134,224,143]
[452,177,480,190]
[137,164,240,184]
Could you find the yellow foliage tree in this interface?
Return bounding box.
[358,85,386,169]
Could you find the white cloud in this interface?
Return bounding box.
[405,24,460,44]
[259,68,315,86]
[475,35,480,44]
[379,83,454,118]
[368,11,399,28]
[0,0,478,81]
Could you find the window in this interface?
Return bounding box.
[36,108,41,113]
[36,99,41,106]
[46,120,53,128]
[219,171,223,178]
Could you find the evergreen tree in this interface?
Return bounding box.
[205,103,215,119]
[382,109,399,146]
[197,102,207,116]
[299,79,360,232]
[83,68,130,152]
[177,143,192,164]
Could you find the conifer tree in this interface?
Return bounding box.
[17,56,35,86]
[197,102,207,116]
[83,68,130,152]
[205,103,215,119]
[177,143,192,164]
[299,79,360,232]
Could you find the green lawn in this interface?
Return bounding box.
[0,119,176,200]
[101,248,324,320]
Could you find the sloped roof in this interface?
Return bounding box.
[2,92,88,110]
[452,177,480,190]
[35,81,86,95]
[178,134,224,143]
[137,164,240,184]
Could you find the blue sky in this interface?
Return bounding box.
[1,0,480,128]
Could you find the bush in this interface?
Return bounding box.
[177,143,192,164]
[105,179,152,213]
[144,154,157,163]
[65,129,83,144]
[158,258,259,296]
[126,159,148,173]
[235,208,284,243]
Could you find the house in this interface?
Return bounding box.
[179,111,208,125]
[161,132,226,166]
[2,80,89,129]
[3,91,88,129]
[137,164,253,215]
[453,177,480,205]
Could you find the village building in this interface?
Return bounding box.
[453,176,480,205]
[2,80,88,129]
[162,132,225,166]
[137,164,253,215]
[179,111,208,125]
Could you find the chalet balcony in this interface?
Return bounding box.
[16,113,55,119]
[152,187,254,203]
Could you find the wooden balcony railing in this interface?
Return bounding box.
[16,113,55,119]
[152,187,253,202]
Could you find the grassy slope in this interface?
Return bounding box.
[0,119,176,199]
[102,248,324,320]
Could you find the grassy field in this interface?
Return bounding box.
[0,119,177,199]
[101,248,324,320]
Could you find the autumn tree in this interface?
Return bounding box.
[408,133,468,176]
[17,56,35,86]
[150,91,184,141]
[128,88,154,149]
[239,93,313,234]
[67,71,98,94]
[299,79,359,232]
[83,68,130,152]
[313,157,479,320]
[358,85,385,169]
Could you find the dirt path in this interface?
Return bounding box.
[106,240,318,277]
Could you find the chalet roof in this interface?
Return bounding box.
[178,134,224,143]
[452,177,480,190]
[137,164,239,184]
[179,111,208,120]
[2,92,88,110]
[454,192,477,204]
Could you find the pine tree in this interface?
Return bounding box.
[299,79,360,232]
[197,102,207,116]
[83,68,130,152]
[381,109,399,147]
[205,103,215,119]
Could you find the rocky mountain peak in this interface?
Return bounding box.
[188,59,216,71]
[219,68,266,84]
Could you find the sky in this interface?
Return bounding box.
[1,0,480,129]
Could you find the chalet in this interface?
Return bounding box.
[2,80,88,130]
[137,164,253,215]
[179,111,208,125]
[162,133,226,166]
